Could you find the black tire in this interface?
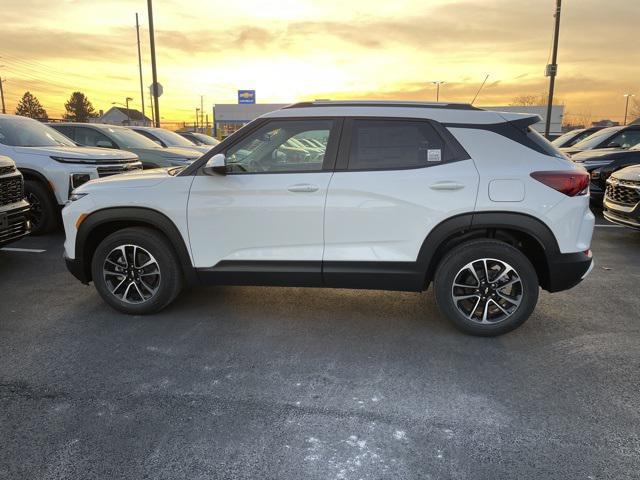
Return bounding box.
[433,239,539,336]
[91,227,183,314]
[24,180,58,235]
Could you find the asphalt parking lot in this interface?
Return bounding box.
[1,211,639,480]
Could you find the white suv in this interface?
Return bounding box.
[62,101,595,336]
[0,114,142,234]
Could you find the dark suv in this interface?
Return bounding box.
[0,155,30,246]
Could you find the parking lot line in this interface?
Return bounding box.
[1,247,46,253]
[594,224,625,228]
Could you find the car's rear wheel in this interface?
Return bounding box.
[91,227,183,314]
[24,180,58,235]
[434,239,539,336]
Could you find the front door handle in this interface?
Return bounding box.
[429,181,465,191]
[287,184,319,193]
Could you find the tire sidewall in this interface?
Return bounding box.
[24,180,58,235]
[91,228,182,315]
[434,241,539,336]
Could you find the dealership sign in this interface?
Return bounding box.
[238,90,256,104]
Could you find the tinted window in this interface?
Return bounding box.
[348,120,444,170]
[606,129,640,149]
[52,125,75,140]
[75,127,115,148]
[225,120,333,173]
[134,129,164,146]
[525,127,566,158]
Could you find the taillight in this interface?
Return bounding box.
[530,170,589,196]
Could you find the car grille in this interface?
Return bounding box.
[97,163,142,178]
[0,175,24,206]
[0,205,30,244]
[605,183,640,206]
[0,165,16,176]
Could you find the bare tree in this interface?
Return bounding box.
[511,93,564,107]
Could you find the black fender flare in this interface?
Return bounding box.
[75,207,197,285]
[417,211,560,284]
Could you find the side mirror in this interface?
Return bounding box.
[203,153,227,175]
[96,140,115,148]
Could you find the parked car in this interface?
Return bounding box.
[62,100,594,336]
[0,155,30,246]
[49,123,201,169]
[571,143,640,203]
[603,165,640,229]
[0,114,141,234]
[129,126,211,154]
[178,131,220,147]
[561,125,640,157]
[551,127,604,148]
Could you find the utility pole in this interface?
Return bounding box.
[623,94,635,125]
[200,95,204,133]
[432,81,445,102]
[135,13,145,121]
[147,0,160,127]
[0,77,6,114]
[545,0,562,138]
[148,86,155,125]
[195,108,200,131]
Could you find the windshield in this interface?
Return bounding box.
[572,126,622,149]
[191,132,219,145]
[0,116,76,147]
[144,128,198,148]
[104,126,161,149]
[551,129,582,146]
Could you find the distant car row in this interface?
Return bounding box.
[551,123,640,205]
[0,113,219,235]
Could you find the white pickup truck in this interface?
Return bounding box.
[0,114,142,234]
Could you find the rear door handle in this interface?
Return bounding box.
[429,181,465,191]
[287,184,319,193]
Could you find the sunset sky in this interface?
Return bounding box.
[1,0,638,125]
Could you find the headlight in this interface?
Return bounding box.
[68,192,88,202]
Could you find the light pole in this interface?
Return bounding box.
[431,81,445,102]
[623,94,635,125]
[0,64,6,114]
[196,108,200,131]
[545,0,562,138]
[112,97,134,125]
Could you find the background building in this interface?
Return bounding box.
[96,106,152,126]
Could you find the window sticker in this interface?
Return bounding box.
[427,149,442,162]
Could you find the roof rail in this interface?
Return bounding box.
[283,100,481,111]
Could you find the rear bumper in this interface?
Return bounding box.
[0,201,31,247]
[545,250,593,292]
[64,254,90,284]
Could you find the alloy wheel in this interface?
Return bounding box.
[103,244,161,304]
[26,192,43,230]
[451,258,523,324]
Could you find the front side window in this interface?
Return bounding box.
[75,127,115,148]
[225,120,333,173]
[347,119,445,170]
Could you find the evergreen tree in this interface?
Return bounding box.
[63,91,98,122]
[15,91,48,119]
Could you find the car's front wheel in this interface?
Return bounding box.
[24,180,58,235]
[91,227,183,314]
[434,239,539,336]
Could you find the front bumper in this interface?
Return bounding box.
[545,250,593,292]
[64,253,91,284]
[0,201,31,247]
[603,199,640,229]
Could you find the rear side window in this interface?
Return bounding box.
[348,120,446,170]
[525,127,566,158]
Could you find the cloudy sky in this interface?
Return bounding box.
[1,0,638,124]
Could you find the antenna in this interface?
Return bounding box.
[471,74,489,105]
